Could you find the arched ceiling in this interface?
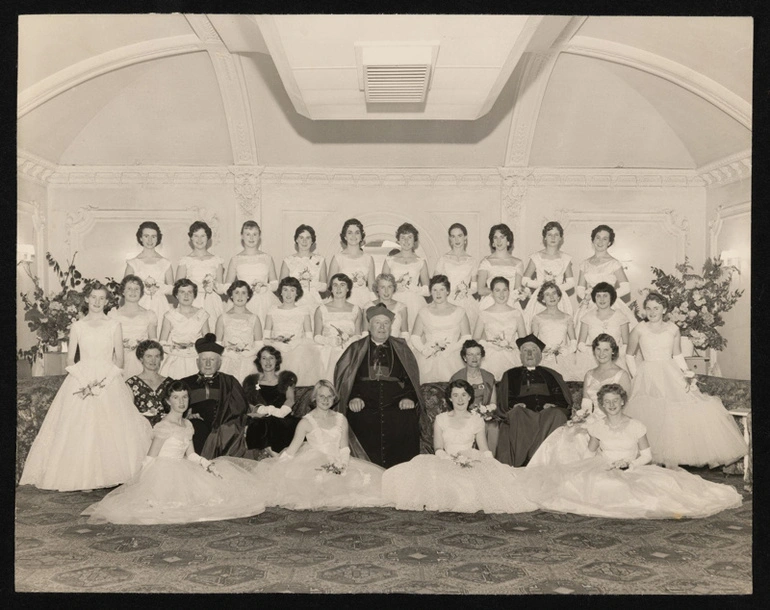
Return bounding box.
[17,14,752,171]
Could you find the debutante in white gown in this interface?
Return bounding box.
[250,411,387,510]
[20,319,152,491]
[534,315,581,381]
[434,254,480,330]
[575,257,637,330]
[126,256,172,334]
[476,309,524,381]
[159,309,209,379]
[229,253,280,326]
[267,306,323,387]
[528,368,626,467]
[522,251,574,329]
[382,413,538,514]
[218,312,260,383]
[282,254,326,318]
[477,258,525,316]
[108,308,157,379]
[315,304,361,380]
[522,417,742,519]
[332,253,376,310]
[412,307,467,383]
[574,308,630,376]
[82,419,266,524]
[178,255,225,323]
[386,255,427,333]
[624,323,747,467]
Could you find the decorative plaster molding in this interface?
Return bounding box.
[48,166,235,185]
[526,168,703,188]
[261,168,503,188]
[232,167,265,216]
[185,13,222,43]
[708,201,751,257]
[697,150,752,188]
[498,169,532,224]
[17,150,57,183]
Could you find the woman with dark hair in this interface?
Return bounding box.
[574,281,630,376]
[224,220,280,326]
[623,292,746,468]
[314,273,363,380]
[159,278,211,379]
[124,221,173,334]
[216,280,263,382]
[279,224,328,318]
[473,276,527,381]
[21,282,152,491]
[126,339,174,426]
[109,275,158,379]
[574,224,637,330]
[410,274,471,383]
[522,221,574,329]
[477,223,526,315]
[434,222,480,329]
[176,220,226,324]
[531,281,581,381]
[382,222,430,332]
[382,378,537,514]
[528,334,631,467]
[327,218,376,309]
[264,276,321,386]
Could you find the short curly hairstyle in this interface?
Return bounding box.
[537,280,562,305]
[429,274,451,292]
[136,339,164,360]
[328,273,353,298]
[597,382,627,406]
[396,222,419,245]
[445,378,475,405]
[591,224,615,246]
[374,273,396,292]
[241,220,261,234]
[276,276,304,302]
[592,333,620,361]
[294,224,317,250]
[310,379,339,408]
[121,274,145,298]
[643,291,668,310]
[541,221,564,246]
[254,345,282,372]
[340,218,365,249]
[591,281,617,305]
[188,220,212,240]
[489,276,510,291]
[136,221,163,246]
[227,279,254,300]
[460,339,485,360]
[172,278,198,299]
[488,224,514,252]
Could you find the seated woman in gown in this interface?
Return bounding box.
[126,339,174,426]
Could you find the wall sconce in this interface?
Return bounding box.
[719,249,742,286]
[17,244,36,280]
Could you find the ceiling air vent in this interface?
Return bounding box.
[355,42,440,104]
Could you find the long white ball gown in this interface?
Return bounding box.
[282,254,326,318]
[20,318,152,491]
[522,251,574,329]
[573,308,631,377]
[623,323,747,467]
[382,412,538,514]
[332,252,377,310]
[386,255,427,333]
[82,419,266,524]
[574,257,638,329]
[476,308,524,381]
[228,253,280,326]
[250,411,387,510]
[522,417,742,519]
[267,306,323,387]
[218,312,260,383]
[178,255,225,323]
[126,256,172,335]
[412,307,467,383]
[108,307,157,379]
[527,367,626,467]
[477,258,525,316]
[534,314,582,381]
[159,309,209,379]
[434,254,480,330]
[315,304,361,380]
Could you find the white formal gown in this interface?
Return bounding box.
[108,308,157,379]
[434,254,480,330]
[126,256,172,335]
[522,251,574,328]
[218,312,261,382]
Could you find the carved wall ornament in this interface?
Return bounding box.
[232,168,264,217]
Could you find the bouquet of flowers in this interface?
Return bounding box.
[630,257,743,351]
[451,281,470,300]
[489,332,515,351]
[451,453,476,468]
[73,377,107,400]
[426,338,449,357]
[469,403,501,422]
[202,273,215,294]
[298,268,313,287]
[350,271,367,288]
[18,252,121,364]
[250,280,267,294]
[122,338,139,352]
[328,324,350,346]
[143,275,159,297]
[273,333,294,344]
[510,287,531,303]
[316,460,347,476]
[542,343,563,362]
[396,272,413,292]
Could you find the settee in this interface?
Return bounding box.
[16,375,752,487]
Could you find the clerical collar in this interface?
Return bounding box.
[526,366,537,371]
[370,338,389,347]
[197,372,220,384]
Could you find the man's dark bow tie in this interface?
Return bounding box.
[196,372,220,386]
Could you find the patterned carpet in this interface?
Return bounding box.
[15,468,751,595]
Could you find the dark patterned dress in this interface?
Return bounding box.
[126,376,174,426]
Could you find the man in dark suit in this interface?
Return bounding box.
[495,334,573,467]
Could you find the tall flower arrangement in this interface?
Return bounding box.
[630,257,743,351]
[18,252,122,364]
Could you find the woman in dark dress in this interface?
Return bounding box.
[125,339,174,426]
[242,345,299,454]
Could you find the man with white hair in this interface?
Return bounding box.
[181,333,250,459]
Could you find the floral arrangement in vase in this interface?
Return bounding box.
[18,252,122,364]
[630,257,743,352]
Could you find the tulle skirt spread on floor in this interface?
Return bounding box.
[522,457,742,519]
[82,456,266,524]
[382,451,538,514]
[527,421,593,467]
[20,360,153,491]
[624,360,747,467]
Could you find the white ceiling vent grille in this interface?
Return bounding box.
[355,42,439,104]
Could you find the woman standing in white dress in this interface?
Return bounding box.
[216,280,263,382]
[224,220,280,326]
[477,224,526,316]
[108,275,157,379]
[472,276,526,381]
[364,273,409,338]
[434,222,480,330]
[574,224,637,330]
[279,224,328,319]
[314,273,363,381]
[382,222,430,333]
[531,282,581,381]
[264,277,322,387]
[328,218,377,310]
[124,221,173,335]
[159,279,210,379]
[521,221,574,330]
[574,282,630,377]
[20,282,152,491]
[410,275,471,383]
[176,220,225,324]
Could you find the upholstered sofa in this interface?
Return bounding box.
[16,375,752,487]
